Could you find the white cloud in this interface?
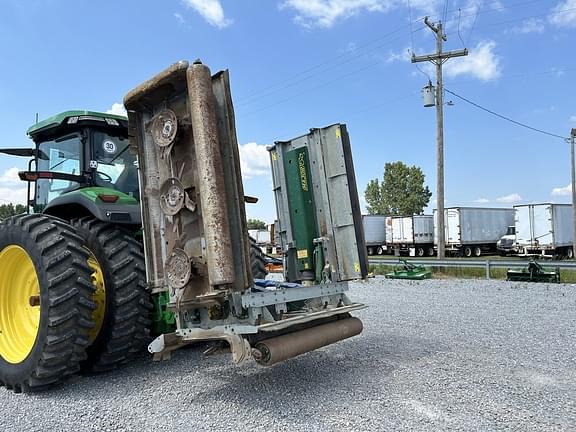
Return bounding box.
[473,198,489,204]
[549,67,566,78]
[549,0,576,28]
[552,183,572,196]
[454,0,487,30]
[510,18,545,34]
[386,47,412,63]
[0,187,27,205]
[106,102,127,117]
[0,167,21,184]
[0,167,27,204]
[239,143,270,179]
[280,0,393,28]
[182,0,232,29]
[532,105,556,115]
[496,193,522,203]
[444,40,501,81]
[279,1,507,29]
[174,12,185,24]
[403,0,441,16]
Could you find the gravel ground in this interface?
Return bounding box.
[1,277,575,431]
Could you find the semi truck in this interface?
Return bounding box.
[496,225,517,255]
[514,203,574,259]
[434,207,515,257]
[389,215,434,257]
[362,215,387,255]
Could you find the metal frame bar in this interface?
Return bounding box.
[241,281,349,307]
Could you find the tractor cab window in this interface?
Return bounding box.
[35,134,82,208]
[92,131,139,199]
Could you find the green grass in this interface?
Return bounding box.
[369,263,576,283]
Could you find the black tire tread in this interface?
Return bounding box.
[72,217,152,373]
[249,236,268,280]
[0,214,95,393]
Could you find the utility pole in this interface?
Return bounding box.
[412,17,467,259]
[571,129,576,260]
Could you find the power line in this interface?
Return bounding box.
[443,0,450,23]
[239,60,384,118]
[234,1,575,115]
[467,9,479,44]
[255,92,417,144]
[408,0,430,80]
[446,5,576,36]
[444,0,547,20]
[237,0,550,106]
[237,23,415,104]
[446,66,576,85]
[444,88,568,140]
[456,8,466,47]
[238,26,424,108]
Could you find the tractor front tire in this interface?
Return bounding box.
[0,214,95,393]
[72,218,152,373]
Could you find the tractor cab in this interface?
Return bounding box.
[11,111,141,225]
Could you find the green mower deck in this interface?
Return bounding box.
[385,260,432,280]
[506,260,560,283]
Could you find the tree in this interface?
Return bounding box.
[364,179,384,214]
[364,162,432,215]
[0,203,27,221]
[247,218,267,230]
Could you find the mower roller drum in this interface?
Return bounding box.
[0,214,95,393]
[71,217,152,372]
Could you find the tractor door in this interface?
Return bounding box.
[35,133,83,211]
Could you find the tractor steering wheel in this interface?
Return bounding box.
[96,171,113,182]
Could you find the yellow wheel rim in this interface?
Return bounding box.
[86,251,106,343]
[0,245,41,364]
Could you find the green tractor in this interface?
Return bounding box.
[0,110,266,392]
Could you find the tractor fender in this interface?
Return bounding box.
[43,193,142,225]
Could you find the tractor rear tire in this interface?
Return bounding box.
[72,218,152,373]
[250,237,268,280]
[0,214,95,393]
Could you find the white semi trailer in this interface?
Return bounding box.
[514,203,574,259]
[389,215,435,257]
[362,215,387,255]
[434,207,515,257]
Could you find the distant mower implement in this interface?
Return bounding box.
[506,260,560,283]
[385,260,432,280]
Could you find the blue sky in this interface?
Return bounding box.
[0,0,575,223]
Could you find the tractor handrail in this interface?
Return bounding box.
[18,171,88,183]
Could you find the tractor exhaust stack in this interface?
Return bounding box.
[187,61,235,288]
